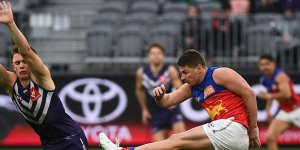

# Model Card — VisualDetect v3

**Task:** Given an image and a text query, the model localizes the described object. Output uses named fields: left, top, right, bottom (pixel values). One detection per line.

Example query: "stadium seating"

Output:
left=198, top=2, right=221, bottom=13
left=163, top=2, right=188, bottom=14
left=149, top=19, right=180, bottom=56
left=114, top=23, right=148, bottom=57
left=0, top=24, right=11, bottom=59
left=131, top=0, right=159, bottom=14
left=245, top=25, right=275, bottom=56
left=95, top=12, right=123, bottom=26
left=99, top=1, right=127, bottom=14
left=87, top=23, right=115, bottom=57
left=13, top=0, right=299, bottom=73
left=253, top=13, right=282, bottom=24
left=122, top=13, right=156, bottom=27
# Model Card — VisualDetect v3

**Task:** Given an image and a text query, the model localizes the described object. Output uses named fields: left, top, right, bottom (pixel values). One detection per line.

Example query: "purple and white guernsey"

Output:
left=11, top=78, right=85, bottom=144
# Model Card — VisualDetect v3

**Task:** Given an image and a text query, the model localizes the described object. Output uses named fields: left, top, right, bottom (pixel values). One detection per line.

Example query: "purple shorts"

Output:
left=150, top=108, right=183, bottom=133
left=42, top=132, right=88, bottom=150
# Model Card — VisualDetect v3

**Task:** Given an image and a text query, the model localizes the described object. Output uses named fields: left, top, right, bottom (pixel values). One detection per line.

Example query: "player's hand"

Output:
left=249, top=127, right=261, bottom=147
left=152, top=84, right=166, bottom=102
left=0, top=1, right=14, bottom=25
left=142, top=109, right=151, bottom=124
left=258, top=92, right=272, bottom=100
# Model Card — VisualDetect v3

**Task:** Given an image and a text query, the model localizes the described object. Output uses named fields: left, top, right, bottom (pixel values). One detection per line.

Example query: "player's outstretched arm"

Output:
left=213, top=67, right=261, bottom=147
left=153, top=83, right=191, bottom=108
left=0, top=1, right=54, bottom=90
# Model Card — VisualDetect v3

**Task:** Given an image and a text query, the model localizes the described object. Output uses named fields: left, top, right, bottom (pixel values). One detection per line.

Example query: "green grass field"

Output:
left=250, top=148, right=300, bottom=150
left=0, top=147, right=299, bottom=150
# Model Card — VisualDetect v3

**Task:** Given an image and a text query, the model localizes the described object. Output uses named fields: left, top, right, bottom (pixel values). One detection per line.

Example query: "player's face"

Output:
left=179, top=65, right=203, bottom=86
left=259, top=59, right=276, bottom=76
left=149, top=47, right=164, bottom=66
left=188, top=6, right=198, bottom=18
left=12, top=54, right=31, bottom=80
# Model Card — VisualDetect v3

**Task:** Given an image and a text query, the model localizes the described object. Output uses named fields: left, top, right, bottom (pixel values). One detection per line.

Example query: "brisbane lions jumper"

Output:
left=261, top=68, right=300, bottom=112
left=191, top=67, right=249, bottom=129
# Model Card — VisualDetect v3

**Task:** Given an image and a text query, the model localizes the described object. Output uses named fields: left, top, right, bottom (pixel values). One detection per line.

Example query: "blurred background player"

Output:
left=100, top=50, right=260, bottom=150
left=135, top=43, right=185, bottom=141
left=0, top=1, right=87, bottom=150
left=258, top=54, right=300, bottom=150
left=181, top=5, right=202, bottom=51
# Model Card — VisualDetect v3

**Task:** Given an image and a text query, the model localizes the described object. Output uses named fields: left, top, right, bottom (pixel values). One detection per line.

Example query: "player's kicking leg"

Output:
left=136, top=125, right=213, bottom=150
left=266, top=119, right=292, bottom=150
left=99, top=119, right=249, bottom=150
left=136, top=119, right=249, bottom=150
left=100, top=125, right=213, bottom=150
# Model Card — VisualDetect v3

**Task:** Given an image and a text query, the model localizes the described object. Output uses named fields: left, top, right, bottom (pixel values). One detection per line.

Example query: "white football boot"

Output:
left=99, top=133, right=122, bottom=150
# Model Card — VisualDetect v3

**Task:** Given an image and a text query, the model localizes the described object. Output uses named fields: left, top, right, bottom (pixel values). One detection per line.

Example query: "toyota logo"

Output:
left=59, top=78, right=127, bottom=124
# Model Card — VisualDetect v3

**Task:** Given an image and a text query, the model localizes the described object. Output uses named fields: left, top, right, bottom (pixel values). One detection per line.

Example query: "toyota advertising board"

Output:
left=59, top=78, right=128, bottom=124
left=0, top=74, right=300, bottom=146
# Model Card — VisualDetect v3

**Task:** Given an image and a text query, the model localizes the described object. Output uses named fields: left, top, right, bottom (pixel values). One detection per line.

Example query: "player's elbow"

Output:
left=17, top=45, right=31, bottom=56
left=243, top=89, right=256, bottom=100
left=249, top=89, right=256, bottom=97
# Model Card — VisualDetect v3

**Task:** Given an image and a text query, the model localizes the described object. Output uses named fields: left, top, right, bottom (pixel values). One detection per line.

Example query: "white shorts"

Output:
left=276, top=108, right=300, bottom=127
left=203, top=119, right=249, bottom=150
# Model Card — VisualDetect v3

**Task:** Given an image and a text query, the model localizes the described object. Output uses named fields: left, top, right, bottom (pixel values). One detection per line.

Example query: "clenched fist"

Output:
left=152, top=84, right=166, bottom=102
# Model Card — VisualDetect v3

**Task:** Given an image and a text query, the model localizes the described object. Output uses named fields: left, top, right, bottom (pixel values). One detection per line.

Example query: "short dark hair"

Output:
left=259, top=54, right=274, bottom=62
left=177, top=49, right=206, bottom=67
left=148, top=43, right=165, bottom=54
left=10, top=45, right=37, bottom=61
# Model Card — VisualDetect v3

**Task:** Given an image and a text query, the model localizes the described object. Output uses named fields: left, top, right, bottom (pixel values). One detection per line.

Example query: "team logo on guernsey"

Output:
left=12, top=81, right=53, bottom=125
left=204, top=85, right=215, bottom=99
left=30, top=88, right=41, bottom=102
left=271, top=84, right=277, bottom=91
left=59, top=78, right=127, bottom=124
left=158, top=75, right=167, bottom=84
left=204, top=100, right=228, bottom=119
